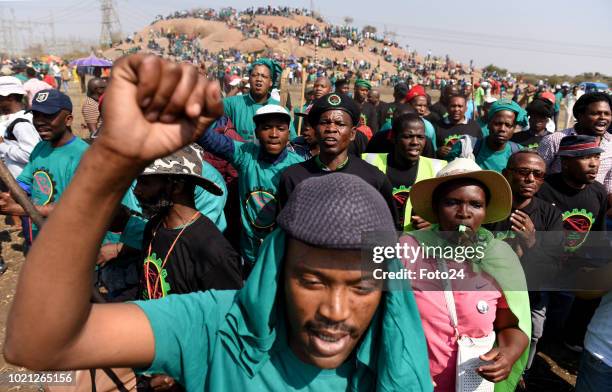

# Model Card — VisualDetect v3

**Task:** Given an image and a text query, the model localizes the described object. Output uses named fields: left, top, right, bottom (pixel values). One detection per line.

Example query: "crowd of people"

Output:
left=116, top=5, right=482, bottom=90
left=0, top=5, right=611, bottom=392
left=0, top=51, right=610, bottom=392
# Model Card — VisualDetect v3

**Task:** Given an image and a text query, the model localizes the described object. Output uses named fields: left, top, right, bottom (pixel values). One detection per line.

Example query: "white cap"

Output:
left=484, top=96, right=498, bottom=104
left=253, top=104, right=291, bottom=124
left=0, top=76, right=25, bottom=96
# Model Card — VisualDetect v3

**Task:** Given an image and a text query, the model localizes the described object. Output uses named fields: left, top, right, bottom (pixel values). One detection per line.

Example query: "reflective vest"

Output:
left=362, top=154, right=447, bottom=231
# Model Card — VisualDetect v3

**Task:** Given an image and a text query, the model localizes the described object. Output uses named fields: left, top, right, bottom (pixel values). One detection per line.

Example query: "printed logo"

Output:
left=32, top=168, right=55, bottom=205
left=143, top=253, right=171, bottom=299
left=245, top=189, right=278, bottom=230
left=359, top=113, right=368, bottom=127
left=443, top=134, right=462, bottom=147
left=327, top=94, right=341, bottom=106
left=35, top=92, right=49, bottom=103
left=561, top=208, right=594, bottom=252
left=393, top=185, right=411, bottom=227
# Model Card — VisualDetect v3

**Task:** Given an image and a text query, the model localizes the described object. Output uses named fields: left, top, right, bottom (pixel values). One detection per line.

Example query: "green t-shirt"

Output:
left=224, top=94, right=296, bottom=143
left=447, top=138, right=522, bottom=172
left=230, top=141, right=304, bottom=263
left=135, top=291, right=353, bottom=392
left=17, top=137, right=88, bottom=237
left=477, top=118, right=490, bottom=138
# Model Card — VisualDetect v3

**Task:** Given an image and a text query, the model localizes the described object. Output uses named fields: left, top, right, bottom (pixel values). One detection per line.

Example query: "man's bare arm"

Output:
left=4, top=54, right=223, bottom=370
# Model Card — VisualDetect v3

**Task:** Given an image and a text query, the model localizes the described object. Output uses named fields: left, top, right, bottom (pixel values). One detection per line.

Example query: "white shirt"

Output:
left=0, top=110, right=41, bottom=178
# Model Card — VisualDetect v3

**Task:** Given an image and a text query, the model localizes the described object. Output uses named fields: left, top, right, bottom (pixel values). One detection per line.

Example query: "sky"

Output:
left=1, top=0, right=611, bottom=76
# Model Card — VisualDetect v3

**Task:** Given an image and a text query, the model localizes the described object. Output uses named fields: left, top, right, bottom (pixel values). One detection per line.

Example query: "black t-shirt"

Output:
left=511, top=131, right=546, bottom=149
left=140, top=214, right=243, bottom=299
left=349, top=129, right=369, bottom=157
left=435, top=120, right=483, bottom=151
left=536, top=173, right=607, bottom=252
left=385, top=152, right=419, bottom=229
left=366, top=129, right=394, bottom=153
left=485, top=197, right=565, bottom=289
left=278, top=156, right=398, bottom=224
left=359, top=102, right=379, bottom=134
left=485, top=196, right=563, bottom=234
left=376, top=101, right=394, bottom=129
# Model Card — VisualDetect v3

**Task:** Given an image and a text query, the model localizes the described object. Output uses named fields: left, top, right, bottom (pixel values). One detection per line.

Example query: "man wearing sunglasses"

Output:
left=0, top=89, right=88, bottom=243
left=486, top=150, right=563, bottom=253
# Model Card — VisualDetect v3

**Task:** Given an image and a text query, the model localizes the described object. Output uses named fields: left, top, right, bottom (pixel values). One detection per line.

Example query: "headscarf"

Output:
left=487, top=98, right=528, bottom=127
left=218, top=229, right=434, bottom=391
left=248, top=58, right=282, bottom=87
left=405, top=85, right=426, bottom=102
left=355, top=78, right=372, bottom=90
left=409, top=226, right=531, bottom=392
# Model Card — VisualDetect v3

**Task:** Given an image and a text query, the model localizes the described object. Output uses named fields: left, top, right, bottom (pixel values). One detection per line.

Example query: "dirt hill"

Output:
left=103, top=13, right=479, bottom=81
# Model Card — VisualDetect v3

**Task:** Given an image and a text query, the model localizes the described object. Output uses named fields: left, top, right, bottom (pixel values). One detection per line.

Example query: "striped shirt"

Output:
left=538, top=128, right=612, bottom=193
left=81, top=96, right=100, bottom=127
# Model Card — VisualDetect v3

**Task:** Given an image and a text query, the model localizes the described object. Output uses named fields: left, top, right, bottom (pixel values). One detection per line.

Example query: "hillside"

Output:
left=102, top=12, right=475, bottom=79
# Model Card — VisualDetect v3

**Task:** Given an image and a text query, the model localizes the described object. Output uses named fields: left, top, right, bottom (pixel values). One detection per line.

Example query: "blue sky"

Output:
left=2, top=0, right=611, bottom=75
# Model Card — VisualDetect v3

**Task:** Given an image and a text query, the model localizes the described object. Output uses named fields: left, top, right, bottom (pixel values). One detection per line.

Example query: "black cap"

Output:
left=307, top=93, right=361, bottom=127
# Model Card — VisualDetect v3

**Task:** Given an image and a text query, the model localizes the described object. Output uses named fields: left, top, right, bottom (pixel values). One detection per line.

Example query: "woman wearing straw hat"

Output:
left=400, top=158, right=531, bottom=392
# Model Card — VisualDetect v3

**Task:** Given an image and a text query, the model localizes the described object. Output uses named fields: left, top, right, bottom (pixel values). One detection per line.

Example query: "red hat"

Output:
left=405, top=85, right=426, bottom=102
left=540, top=91, right=556, bottom=105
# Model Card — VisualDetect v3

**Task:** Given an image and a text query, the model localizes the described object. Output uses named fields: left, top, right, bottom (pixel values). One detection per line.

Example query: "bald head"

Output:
left=87, top=78, right=107, bottom=100
left=313, top=77, right=332, bottom=99
left=367, top=89, right=381, bottom=106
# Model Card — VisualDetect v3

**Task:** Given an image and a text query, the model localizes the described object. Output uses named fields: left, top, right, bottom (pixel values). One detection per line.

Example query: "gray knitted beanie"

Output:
left=277, top=173, right=396, bottom=249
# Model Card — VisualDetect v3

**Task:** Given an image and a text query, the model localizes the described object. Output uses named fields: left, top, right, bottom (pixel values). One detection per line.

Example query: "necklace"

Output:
left=144, top=211, right=200, bottom=299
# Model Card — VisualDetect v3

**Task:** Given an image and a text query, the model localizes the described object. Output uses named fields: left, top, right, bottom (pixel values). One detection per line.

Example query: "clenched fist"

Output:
left=95, top=54, right=224, bottom=166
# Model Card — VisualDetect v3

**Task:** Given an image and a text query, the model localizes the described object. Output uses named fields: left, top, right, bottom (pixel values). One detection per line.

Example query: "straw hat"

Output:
left=410, top=158, right=512, bottom=224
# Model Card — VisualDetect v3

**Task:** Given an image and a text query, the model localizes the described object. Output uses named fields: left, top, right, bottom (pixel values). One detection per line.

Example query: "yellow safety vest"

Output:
left=362, top=153, right=447, bottom=231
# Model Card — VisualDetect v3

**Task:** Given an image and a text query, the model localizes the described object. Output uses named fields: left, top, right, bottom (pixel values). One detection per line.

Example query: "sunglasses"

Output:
left=507, top=168, right=546, bottom=180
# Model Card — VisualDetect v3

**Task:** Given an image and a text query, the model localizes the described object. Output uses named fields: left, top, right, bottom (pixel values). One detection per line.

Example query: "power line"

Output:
left=100, top=0, right=122, bottom=46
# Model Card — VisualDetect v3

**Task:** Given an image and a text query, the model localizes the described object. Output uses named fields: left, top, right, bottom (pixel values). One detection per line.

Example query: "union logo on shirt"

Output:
left=561, top=208, right=594, bottom=252
left=443, top=134, right=462, bottom=147
left=245, top=188, right=278, bottom=230
left=32, top=168, right=56, bottom=205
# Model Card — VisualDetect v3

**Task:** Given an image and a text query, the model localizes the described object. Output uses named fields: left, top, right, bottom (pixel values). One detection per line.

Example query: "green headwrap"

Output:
left=355, top=78, right=372, bottom=90
left=249, top=58, right=282, bottom=87
left=409, top=226, right=531, bottom=392
left=487, top=98, right=528, bottom=128
left=218, top=229, right=434, bottom=391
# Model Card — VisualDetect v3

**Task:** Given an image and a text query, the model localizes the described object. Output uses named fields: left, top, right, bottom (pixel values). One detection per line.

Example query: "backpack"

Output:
left=4, top=118, right=31, bottom=141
